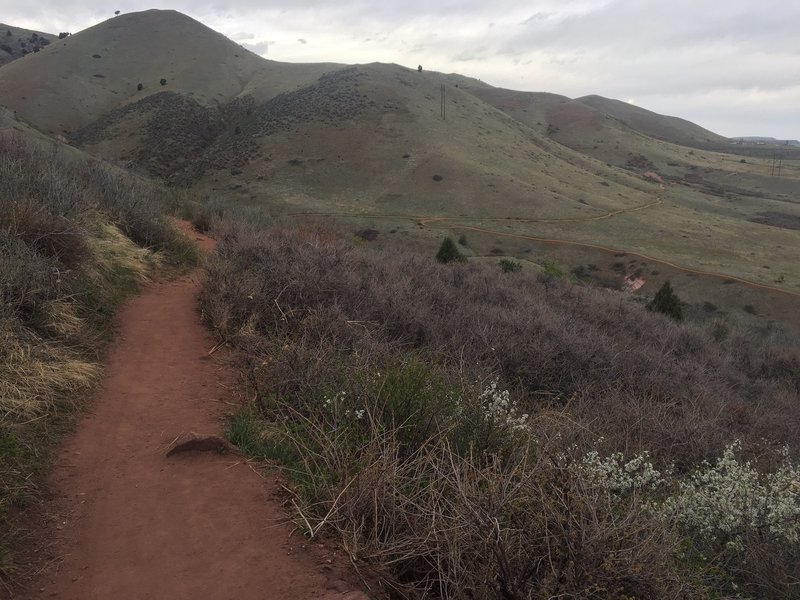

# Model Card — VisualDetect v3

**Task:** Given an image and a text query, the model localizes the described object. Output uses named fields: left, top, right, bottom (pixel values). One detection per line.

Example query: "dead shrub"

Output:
left=0, top=198, right=89, bottom=267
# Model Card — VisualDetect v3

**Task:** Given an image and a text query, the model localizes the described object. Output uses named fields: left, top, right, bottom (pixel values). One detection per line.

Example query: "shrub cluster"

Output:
left=202, top=224, right=800, bottom=598
left=204, top=225, right=799, bottom=464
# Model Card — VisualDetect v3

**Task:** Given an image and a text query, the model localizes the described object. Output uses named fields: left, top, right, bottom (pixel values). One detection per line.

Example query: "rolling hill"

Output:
left=0, top=10, right=339, bottom=135
left=1, top=9, right=799, bottom=335
left=578, top=94, right=728, bottom=148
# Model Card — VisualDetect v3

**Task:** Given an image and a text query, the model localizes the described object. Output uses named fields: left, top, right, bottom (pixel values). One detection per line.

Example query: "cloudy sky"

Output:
left=6, top=0, right=799, bottom=139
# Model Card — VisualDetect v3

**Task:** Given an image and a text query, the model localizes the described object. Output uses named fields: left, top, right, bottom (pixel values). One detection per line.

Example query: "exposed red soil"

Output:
left=12, top=226, right=366, bottom=600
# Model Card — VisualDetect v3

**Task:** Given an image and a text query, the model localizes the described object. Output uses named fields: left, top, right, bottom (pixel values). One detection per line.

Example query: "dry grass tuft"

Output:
left=0, top=332, right=101, bottom=419
left=85, top=223, right=159, bottom=286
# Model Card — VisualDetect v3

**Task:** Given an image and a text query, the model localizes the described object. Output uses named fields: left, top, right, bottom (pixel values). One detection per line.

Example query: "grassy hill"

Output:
left=2, top=9, right=799, bottom=337
left=0, top=10, right=339, bottom=135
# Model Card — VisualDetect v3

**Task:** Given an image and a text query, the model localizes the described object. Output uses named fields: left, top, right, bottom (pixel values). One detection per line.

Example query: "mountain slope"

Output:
left=577, top=94, right=729, bottom=148
left=462, top=85, right=728, bottom=171
left=0, top=24, right=57, bottom=66
left=0, top=10, right=338, bottom=134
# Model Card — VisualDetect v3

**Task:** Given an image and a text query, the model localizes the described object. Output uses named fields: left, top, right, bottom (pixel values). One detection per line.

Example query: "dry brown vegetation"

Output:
left=0, top=132, right=197, bottom=578
left=202, top=224, right=799, bottom=599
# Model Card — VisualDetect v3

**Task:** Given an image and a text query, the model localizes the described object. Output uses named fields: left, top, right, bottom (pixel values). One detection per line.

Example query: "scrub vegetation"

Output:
left=202, top=223, right=800, bottom=599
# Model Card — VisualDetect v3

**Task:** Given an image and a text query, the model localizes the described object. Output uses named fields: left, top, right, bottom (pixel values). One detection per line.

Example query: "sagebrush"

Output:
left=202, top=224, right=800, bottom=598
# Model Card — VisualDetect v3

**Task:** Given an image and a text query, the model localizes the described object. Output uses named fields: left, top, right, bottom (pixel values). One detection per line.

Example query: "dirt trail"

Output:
left=15, top=226, right=363, bottom=600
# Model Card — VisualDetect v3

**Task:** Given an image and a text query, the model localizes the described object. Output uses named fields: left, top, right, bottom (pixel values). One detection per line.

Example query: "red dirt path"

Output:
left=14, top=226, right=364, bottom=600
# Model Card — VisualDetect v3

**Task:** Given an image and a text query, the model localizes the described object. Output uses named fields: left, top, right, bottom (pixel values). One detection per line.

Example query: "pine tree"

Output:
left=436, top=237, right=466, bottom=264
left=647, top=280, right=683, bottom=321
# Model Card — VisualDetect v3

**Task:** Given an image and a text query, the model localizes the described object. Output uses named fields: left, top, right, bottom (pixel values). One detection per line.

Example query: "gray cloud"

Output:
left=2, top=0, right=797, bottom=138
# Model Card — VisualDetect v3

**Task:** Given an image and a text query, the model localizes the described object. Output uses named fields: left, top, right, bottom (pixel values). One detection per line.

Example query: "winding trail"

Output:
left=15, top=226, right=363, bottom=600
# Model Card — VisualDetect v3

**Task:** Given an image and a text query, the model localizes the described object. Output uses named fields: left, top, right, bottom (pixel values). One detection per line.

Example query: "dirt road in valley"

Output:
left=14, top=226, right=364, bottom=600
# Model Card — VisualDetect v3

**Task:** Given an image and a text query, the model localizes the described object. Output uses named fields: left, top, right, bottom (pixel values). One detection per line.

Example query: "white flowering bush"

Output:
left=449, top=379, right=532, bottom=455
left=664, top=441, right=800, bottom=548
left=580, top=448, right=666, bottom=495
left=478, top=380, right=530, bottom=433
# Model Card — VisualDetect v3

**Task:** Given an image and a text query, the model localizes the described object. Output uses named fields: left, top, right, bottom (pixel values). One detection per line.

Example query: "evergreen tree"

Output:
left=648, top=280, right=683, bottom=321
left=436, top=237, right=466, bottom=264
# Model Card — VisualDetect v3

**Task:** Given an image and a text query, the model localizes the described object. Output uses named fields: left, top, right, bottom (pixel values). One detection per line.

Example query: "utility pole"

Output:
left=771, top=154, right=784, bottom=177
left=441, top=84, right=446, bottom=121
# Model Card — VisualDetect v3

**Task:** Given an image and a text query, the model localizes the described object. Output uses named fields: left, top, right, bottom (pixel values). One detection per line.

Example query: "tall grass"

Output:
left=0, top=132, right=197, bottom=579
left=202, top=223, right=800, bottom=598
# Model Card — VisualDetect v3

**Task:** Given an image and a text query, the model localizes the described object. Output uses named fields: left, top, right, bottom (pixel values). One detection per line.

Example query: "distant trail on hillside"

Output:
left=287, top=196, right=662, bottom=227
left=431, top=223, right=800, bottom=299
left=417, top=197, right=663, bottom=226
left=287, top=206, right=800, bottom=300
left=14, top=224, right=362, bottom=600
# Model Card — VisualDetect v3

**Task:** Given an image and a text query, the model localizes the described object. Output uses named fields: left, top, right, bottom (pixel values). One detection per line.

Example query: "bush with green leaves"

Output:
left=648, top=280, right=683, bottom=321
left=499, top=258, right=522, bottom=273
left=435, top=236, right=466, bottom=263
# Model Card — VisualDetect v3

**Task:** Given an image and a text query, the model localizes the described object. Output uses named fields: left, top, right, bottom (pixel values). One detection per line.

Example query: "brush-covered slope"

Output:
left=0, top=24, right=57, bottom=66
left=0, top=10, right=339, bottom=134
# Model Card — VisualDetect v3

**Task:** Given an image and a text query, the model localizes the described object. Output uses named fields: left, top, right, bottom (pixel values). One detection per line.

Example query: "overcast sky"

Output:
left=5, top=0, right=799, bottom=139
